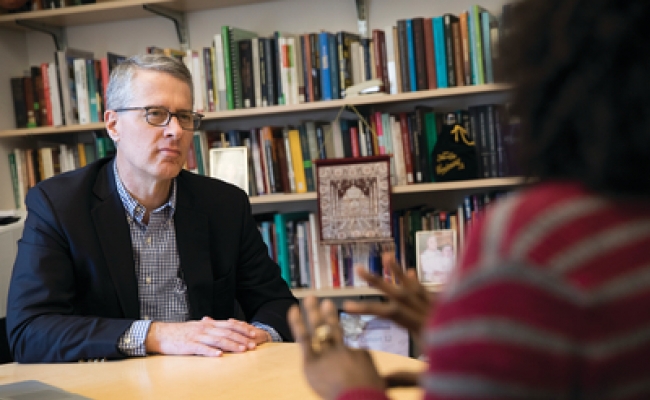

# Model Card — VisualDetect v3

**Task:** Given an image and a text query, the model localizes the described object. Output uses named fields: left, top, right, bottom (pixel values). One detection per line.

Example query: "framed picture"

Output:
left=209, top=146, right=249, bottom=194
left=415, top=229, right=457, bottom=285
left=315, top=156, right=392, bottom=244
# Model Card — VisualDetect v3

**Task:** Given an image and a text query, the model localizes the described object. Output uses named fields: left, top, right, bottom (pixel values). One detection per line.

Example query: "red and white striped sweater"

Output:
left=339, top=181, right=650, bottom=400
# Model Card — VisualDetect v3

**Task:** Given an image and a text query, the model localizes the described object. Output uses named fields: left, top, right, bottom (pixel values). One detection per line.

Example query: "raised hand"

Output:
left=343, top=251, right=434, bottom=340
left=288, top=296, right=385, bottom=400
left=144, top=317, right=271, bottom=357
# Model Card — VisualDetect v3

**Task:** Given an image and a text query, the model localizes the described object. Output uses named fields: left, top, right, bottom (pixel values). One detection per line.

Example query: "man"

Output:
left=7, top=54, right=297, bottom=363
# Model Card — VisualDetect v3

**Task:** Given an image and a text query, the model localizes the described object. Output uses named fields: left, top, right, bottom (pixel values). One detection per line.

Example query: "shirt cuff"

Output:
left=118, top=320, right=152, bottom=356
left=337, top=388, right=390, bottom=400
left=252, top=322, right=283, bottom=342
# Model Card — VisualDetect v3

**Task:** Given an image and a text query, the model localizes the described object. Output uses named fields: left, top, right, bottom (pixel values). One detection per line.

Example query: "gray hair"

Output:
left=105, top=54, right=193, bottom=110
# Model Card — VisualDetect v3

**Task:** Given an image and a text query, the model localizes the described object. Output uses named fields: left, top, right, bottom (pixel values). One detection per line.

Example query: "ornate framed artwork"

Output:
left=315, top=156, right=392, bottom=244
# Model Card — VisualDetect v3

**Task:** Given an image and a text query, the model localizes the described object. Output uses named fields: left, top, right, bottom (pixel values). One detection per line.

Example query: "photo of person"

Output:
left=209, top=147, right=249, bottom=194
left=415, top=230, right=457, bottom=284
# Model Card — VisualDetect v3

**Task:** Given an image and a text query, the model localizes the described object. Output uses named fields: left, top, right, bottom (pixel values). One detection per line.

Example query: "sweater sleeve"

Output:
left=337, top=387, right=391, bottom=400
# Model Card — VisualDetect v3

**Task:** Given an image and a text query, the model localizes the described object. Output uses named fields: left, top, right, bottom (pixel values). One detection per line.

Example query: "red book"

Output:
left=372, top=29, right=390, bottom=94
left=350, top=126, right=360, bottom=157
left=423, top=17, right=438, bottom=90
left=374, top=112, right=386, bottom=155
left=100, top=57, right=110, bottom=110
left=330, top=245, right=340, bottom=288
left=398, top=112, right=414, bottom=184
left=40, top=63, right=53, bottom=126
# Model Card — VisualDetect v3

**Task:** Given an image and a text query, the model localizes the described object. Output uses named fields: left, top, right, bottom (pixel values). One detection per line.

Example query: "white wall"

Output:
left=0, top=0, right=508, bottom=210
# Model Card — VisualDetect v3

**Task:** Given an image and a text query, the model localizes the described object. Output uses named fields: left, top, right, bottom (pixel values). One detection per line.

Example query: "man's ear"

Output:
left=104, top=110, right=120, bottom=143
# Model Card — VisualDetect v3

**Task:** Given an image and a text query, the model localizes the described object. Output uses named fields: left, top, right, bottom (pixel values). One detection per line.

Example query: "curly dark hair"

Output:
left=499, top=0, right=650, bottom=196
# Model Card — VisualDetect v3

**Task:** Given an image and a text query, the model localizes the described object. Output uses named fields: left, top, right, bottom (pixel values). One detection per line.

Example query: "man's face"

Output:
left=105, top=69, right=193, bottom=184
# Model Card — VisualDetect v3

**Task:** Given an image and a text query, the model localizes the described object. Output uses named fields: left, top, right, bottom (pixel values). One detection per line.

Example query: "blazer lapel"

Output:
left=91, top=161, right=140, bottom=319
left=175, top=174, right=214, bottom=319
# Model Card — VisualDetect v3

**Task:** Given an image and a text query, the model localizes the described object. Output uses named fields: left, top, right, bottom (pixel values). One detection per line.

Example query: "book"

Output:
left=73, top=58, right=91, bottom=125
left=274, top=212, right=310, bottom=287
left=10, top=77, right=27, bottom=128
left=55, top=48, right=94, bottom=126
left=432, top=16, right=448, bottom=89
left=336, top=31, right=360, bottom=98
left=443, top=14, right=459, bottom=87
left=222, top=26, right=258, bottom=110
left=288, top=129, right=307, bottom=193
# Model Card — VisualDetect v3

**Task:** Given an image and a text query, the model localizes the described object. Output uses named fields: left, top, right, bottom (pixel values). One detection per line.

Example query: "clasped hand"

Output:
left=145, top=317, right=271, bottom=357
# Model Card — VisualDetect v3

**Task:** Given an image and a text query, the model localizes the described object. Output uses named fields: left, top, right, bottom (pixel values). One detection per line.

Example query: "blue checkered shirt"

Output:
left=114, top=163, right=281, bottom=356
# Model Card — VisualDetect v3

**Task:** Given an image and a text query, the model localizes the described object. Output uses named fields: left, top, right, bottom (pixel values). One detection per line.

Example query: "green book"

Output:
left=424, top=111, right=438, bottom=182
left=274, top=211, right=310, bottom=287
left=221, top=26, right=258, bottom=110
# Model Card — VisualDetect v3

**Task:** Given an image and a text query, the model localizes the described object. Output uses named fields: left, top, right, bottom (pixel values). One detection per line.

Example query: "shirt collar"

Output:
left=113, top=160, right=177, bottom=224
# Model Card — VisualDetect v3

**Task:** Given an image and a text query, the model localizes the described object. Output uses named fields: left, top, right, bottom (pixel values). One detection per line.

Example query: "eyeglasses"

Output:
left=113, top=106, right=204, bottom=131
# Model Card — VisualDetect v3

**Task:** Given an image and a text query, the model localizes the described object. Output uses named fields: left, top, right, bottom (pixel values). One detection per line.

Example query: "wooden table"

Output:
left=0, top=343, right=425, bottom=399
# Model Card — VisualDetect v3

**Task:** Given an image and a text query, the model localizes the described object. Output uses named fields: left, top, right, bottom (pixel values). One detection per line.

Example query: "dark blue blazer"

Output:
left=7, top=157, right=297, bottom=363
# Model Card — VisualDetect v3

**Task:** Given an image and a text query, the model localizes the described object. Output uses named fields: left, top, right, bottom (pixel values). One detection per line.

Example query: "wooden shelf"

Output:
left=248, top=177, right=523, bottom=206
left=0, top=0, right=279, bottom=29
left=392, top=177, right=523, bottom=194
left=0, top=84, right=510, bottom=138
left=292, top=284, right=442, bottom=299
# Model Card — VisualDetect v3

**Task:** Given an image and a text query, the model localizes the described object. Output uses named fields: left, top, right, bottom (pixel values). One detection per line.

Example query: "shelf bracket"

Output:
left=142, top=4, right=189, bottom=50
left=16, top=20, right=67, bottom=51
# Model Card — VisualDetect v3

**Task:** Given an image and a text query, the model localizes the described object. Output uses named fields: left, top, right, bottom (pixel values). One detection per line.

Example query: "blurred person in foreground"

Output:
left=288, top=0, right=650, bottom=398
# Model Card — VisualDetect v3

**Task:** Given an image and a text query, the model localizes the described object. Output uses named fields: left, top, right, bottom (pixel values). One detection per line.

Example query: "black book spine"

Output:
left=486, top=104, right=499, bottom=178
left=10, top=77, right=28, bottom=129
left=258, top=38, right=269, bottom=107
left=263, top=38, right=277, bottom=106
left=444, top=14, right=458, bottom=87
left=397, top=20, right=411, bottom=93
left=300, top=35, right=311, bottom=103
left=309, top=33, right=321, bottom=102
left=238, top=39, right=255, bottom=108
left=411, top=18, right=428, bottom=91
left=274, top=33, right=284, bottom=105
left=315, top=124, right=327, bottom=159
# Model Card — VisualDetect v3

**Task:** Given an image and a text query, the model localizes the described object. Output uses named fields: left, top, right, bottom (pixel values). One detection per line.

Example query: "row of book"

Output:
left=9, top=49, right=125, bottom=129
left=146, top=3, right=502, bottom=115
left=188, top=102, right=520, bottom=198
left=7, top=131, right=115, bottom=209
left=6, top=0, right=95, bottom=13
left=255, top=191, right=506, bottom=290
left=8, top=3, right=502, bottom=129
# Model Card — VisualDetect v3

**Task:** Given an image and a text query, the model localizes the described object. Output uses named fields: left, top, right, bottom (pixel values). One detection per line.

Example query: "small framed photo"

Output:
left=209, top=146, right=249, bottom=194
left=415, top=229, right=457, bottom=285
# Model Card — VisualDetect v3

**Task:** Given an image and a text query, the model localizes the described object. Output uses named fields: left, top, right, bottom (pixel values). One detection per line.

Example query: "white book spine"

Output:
left=278, top=36, right=291, bottom=105
left=192, top=51, right=205, bottom=113
left=251, top=37, right=262, bottom=108
left=73, top=58, right=90, bottom=125
left=213, top=34, right=228, bottom=111
left=47, top=63, right=63, bottom=126
left=331, top=119, right=344, bottom=158
left=13, top=149, right=26, bottom=209
left=390, top=115, right=408, bottom=186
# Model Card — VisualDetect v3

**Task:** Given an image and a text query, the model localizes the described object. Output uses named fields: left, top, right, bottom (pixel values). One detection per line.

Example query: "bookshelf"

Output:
left=0, top=0, right=513, bottom=297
